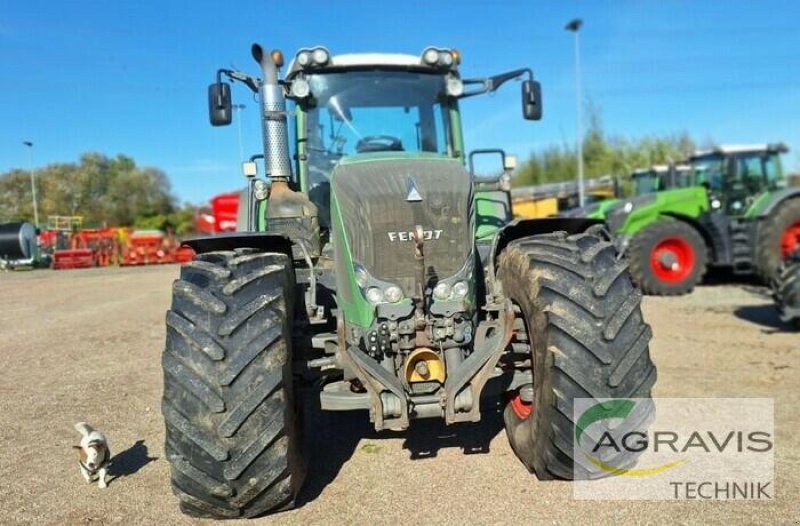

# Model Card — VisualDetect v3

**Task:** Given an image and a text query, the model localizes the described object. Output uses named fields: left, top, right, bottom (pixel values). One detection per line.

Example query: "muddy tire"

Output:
left=161, top=249, right=305, bottom=519
left=627, top=220, right=707, bottom=296
left=498, top=232, right=657, bottom=479
left=757, top=198, right=800, bottom=283
left=773, top=249, right=800, bottom=329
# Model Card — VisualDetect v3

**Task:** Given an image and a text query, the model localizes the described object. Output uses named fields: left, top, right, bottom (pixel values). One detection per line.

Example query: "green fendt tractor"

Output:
left=604, top=144, right=800, bottom=295
left=630, top=163, right=692, bottom=196
left=572, top=163, right=692, bottom=220
left=161, top=43, right=656, bottom=519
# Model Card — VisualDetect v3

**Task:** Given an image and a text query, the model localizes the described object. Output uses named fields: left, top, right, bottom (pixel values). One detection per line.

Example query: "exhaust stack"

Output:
left=252, top=44, right=292, bottom=181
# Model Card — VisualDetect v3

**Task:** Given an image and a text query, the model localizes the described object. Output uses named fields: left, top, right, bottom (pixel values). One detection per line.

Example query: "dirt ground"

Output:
left=1, top=265, right=798, bottom=525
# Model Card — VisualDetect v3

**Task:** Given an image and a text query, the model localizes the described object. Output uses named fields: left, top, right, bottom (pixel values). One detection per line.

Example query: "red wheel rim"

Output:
left=510, top=391, right=532, bottom=419
left=781, top=220, right=800, bottom=257
left=649, top=237, right=695, bottom=283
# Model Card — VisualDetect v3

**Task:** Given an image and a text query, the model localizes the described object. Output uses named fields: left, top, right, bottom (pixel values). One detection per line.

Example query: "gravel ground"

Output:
left=1, top=266, right=798, bottom=525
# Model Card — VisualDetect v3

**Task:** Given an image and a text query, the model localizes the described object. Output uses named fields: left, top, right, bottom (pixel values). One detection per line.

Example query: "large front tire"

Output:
left=498, top=232, right=657, bottom=479
left=162, top=249, right=306, bottom=519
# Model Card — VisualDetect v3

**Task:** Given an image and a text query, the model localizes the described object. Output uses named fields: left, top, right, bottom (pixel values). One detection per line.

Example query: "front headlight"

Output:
left=384, top=285, right=404, bottom=303
left=452, top=281, right=469, bottom=300
left=365, top=287, right=383, bottom=304
left=433, top=282, right=452, bottom=301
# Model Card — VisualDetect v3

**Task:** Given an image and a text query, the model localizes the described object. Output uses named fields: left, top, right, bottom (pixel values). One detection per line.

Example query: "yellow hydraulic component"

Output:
left=404, top=348, right=446, bottom=383
left=512, top=196, right=558, bottom=219
left=588, top=188, right=615, bottom=199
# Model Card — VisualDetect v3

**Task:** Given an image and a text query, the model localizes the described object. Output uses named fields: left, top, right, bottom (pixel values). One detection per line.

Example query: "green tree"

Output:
left=513, top=105, right=698, bottom=195
left=0, top=152, right=177, bottom=226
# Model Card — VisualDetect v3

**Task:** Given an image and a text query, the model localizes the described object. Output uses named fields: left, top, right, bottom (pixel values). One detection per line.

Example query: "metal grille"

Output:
left=333, top=158, right=473, bottom=293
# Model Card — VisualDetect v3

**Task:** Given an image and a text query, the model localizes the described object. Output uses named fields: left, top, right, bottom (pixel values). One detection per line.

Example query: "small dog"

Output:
left=73, top=422, right=110, bottom=488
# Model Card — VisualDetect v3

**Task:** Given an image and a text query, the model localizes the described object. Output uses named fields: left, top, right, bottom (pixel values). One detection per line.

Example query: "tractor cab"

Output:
left=689, top=144, right=788, bottom=216
left=631, top=164, right=692, bottom=197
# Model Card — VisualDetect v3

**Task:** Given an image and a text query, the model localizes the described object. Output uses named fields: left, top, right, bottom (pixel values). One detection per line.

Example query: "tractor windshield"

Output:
left=690, top=155, right=725, bottom=191
left=632, top=171, right=660, bottom=196
left=302, top=70, right=455, bottom=185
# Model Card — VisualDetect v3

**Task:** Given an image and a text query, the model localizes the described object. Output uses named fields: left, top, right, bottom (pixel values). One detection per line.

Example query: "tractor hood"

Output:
left=331, top=154, right=474, bottom=294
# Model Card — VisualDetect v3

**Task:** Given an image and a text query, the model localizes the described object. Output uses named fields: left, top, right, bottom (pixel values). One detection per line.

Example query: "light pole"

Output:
left=233, top=104, right=246, bottom=162
left=565, top=18, right=585, bottom=207
left=22, top=140, right=39, bottom=227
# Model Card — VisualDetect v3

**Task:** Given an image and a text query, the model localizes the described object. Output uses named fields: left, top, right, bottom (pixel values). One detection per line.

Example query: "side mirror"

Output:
left=522, top=80, right=542, bottom=121
left=242, top=161, right=258, bottom=178
left=208, top=82, right=232, bottom=126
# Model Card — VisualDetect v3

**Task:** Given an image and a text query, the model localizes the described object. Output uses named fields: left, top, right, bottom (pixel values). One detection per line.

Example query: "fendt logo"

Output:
left=387, top=230, right=443, bottom=242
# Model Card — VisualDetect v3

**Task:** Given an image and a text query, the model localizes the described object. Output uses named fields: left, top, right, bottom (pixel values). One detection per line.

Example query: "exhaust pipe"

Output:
left=252, top=44, right=292, bottom=181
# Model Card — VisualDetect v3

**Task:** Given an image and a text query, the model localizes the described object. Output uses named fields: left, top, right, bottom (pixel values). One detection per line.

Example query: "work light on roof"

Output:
left=296, top=51, right=311, bottom=67
left=421, top=47, right=458, bottom=68
left=312, top=48, right=330, bottom=65
left=296, top=47, right=331, bottom=69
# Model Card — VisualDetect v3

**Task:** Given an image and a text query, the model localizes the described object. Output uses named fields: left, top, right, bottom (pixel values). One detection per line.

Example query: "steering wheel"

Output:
left=355, top=135, right=404, bottom=153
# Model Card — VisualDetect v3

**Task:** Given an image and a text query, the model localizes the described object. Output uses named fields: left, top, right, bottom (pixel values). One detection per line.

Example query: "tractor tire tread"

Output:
left=498, top=231, right=656, bottom=480
left=162, top=249, right=305, bottom=519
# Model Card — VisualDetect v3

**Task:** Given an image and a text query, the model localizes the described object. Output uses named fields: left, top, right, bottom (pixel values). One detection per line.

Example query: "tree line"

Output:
left=0, top=152, right=195, bottom=233
left=513, top=107, right=703, bottom=189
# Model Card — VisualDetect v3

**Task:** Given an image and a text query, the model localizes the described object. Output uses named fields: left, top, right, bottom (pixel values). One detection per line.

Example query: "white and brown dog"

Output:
left=73, top=422, right=110, bottom=488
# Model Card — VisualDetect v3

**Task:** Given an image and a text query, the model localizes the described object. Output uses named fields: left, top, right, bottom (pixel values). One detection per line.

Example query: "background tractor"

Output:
left=571, top=163, right=692, bottom=221
left=160, top=43, right=656, bottom=519
left=602, top=144, right=800, bottom=295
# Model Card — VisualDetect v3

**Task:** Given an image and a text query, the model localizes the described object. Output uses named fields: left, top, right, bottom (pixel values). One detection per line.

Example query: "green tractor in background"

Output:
left=160, top=43, right=656, bottom=519
left=565, top=163, right=691, bottom=220
left=606, top=144, right=800, bottom=295
left=630, top=163, right=692, bottom=196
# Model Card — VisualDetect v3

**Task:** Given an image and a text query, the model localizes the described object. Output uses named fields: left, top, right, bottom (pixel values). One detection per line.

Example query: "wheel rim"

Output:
left=649, top=237, right=695, bottom=283
left=510, top=390, right=533, bottom=419
left=781, top=220, right=800, bottom=257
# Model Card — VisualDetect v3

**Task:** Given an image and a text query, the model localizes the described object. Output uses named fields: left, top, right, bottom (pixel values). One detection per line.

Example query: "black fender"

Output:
left=487, top=217, right=602, bottom=292
left=755, top=187, right=800, bottom=218
left=182, top=231, right=292, bottom=256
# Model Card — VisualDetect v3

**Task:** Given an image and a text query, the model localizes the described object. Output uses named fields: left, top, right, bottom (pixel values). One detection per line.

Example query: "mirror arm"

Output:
left=217, top=68, right=261, bottom=93
left=459, top=68, right=534, bottom=98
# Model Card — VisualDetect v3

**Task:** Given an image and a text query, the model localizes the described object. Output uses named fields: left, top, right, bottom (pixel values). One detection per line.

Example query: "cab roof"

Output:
left=286, top=51, right=457, bottom=79
left=692, top=143, right=789, bottom=157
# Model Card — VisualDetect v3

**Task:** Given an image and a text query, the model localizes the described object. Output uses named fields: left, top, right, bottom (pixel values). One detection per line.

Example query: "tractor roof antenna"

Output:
left=252, top=43, right=292, bottom=182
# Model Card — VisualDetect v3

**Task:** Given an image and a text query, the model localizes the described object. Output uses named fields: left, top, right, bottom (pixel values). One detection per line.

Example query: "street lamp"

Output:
left=22, top=140, right=39, bottom=227
left=565, top=17, right=585, bottom=207
left=233, top=104, right=246, bottom=162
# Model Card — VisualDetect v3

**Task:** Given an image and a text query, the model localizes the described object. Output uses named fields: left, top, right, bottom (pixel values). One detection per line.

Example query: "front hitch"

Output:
left=412, top=224, right=426, bottom=329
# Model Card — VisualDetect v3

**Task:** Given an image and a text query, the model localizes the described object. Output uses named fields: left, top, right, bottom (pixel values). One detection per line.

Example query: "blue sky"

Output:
left=2, top=0, right=799, bottom=204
